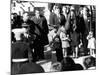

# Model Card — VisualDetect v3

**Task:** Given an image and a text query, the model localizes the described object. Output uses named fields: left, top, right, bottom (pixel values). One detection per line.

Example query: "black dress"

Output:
left=70, top=31, right=80, bottom=47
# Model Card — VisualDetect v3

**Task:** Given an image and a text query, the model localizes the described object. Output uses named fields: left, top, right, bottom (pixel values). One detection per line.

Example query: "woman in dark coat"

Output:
left=70, top=15, right=81, bottom=58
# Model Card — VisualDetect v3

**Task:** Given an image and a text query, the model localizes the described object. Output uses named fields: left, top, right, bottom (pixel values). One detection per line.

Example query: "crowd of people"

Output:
left=11, top=3, right=96, bottom=75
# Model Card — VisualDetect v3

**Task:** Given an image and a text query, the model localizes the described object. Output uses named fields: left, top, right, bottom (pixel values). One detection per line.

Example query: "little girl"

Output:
left=60, top=26, right=70, bottom=58
left=87, top=31, right=96, bottom=56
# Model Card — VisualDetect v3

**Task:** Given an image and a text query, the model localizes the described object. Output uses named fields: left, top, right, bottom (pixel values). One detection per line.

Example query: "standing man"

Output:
left=49, top=5, right=66, bottom=28
left=31, top=10, right=49, bottom=60
left=78, top=7, right=90, bottom=54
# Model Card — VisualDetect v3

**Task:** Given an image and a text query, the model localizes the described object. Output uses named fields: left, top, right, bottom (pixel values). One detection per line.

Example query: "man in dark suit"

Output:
left=49, top=5, right=66, bottom=28
left=76, top=7, right=90, bottom=55
left=31, top=10, right=49, bottom=60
